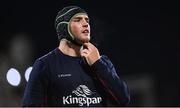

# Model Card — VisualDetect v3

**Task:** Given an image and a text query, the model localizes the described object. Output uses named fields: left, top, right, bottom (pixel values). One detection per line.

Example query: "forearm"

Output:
left=90, top=55, right=130, bottom=105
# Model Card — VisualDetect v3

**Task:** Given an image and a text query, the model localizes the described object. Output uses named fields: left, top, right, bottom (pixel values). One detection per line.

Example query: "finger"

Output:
left=83, top=43, right=93, bottom=51
left=83, top=43, right=89, bottom=47
left=83, top=43, right=91, bottom=49
left=80, top=48, right=89, bottom=53
left=81, top=49, right=89, bottom=53
left=85, top=42, right=96, bottom=49
left=80, top=52, right=88, bottom=57
left=80, top=50, right=89, bottom=55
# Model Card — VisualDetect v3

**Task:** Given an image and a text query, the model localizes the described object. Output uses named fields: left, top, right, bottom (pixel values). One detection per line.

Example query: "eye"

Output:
left=85, top=18, right=89, bottom=23
left=86, top=19, right=89, bottom=23
left=73, top=18, right=81, bottom=22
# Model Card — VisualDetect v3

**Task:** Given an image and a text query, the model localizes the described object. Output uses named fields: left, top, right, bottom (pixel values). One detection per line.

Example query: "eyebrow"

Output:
left=73, top=16, right=89, bottom=20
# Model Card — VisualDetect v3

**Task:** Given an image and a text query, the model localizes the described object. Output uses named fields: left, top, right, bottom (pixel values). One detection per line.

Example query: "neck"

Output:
left=58, top=39, right=82, bottom=57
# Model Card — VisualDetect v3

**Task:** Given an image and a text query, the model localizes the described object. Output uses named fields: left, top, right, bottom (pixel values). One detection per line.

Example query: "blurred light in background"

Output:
left=25, top=66, right=32, bottom=82
left=9, top=34, right=34, bottom=68
left=6, top=68, right=21, bottom=86
left=0, top=33, right=35, bottom=106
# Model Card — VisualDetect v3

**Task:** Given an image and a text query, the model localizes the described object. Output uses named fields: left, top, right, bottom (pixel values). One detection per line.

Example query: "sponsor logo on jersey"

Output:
left=63, top=85, right=102, bottom=106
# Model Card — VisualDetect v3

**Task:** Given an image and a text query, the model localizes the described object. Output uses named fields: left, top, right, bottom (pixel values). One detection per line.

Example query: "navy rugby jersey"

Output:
left=22, top=48, right=130, bottom=107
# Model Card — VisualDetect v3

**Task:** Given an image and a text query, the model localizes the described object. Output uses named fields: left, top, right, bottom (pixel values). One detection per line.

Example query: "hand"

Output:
left=80, top=42, right=101, bottom=66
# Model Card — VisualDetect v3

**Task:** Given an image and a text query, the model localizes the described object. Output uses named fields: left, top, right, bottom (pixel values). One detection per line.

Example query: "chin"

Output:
left=81, top=40, right=90, bottom=44
left=81, top=37, right=90, bottom=43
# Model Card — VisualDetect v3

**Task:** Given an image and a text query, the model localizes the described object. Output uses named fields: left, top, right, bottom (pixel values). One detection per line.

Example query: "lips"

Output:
left=82, top=29, right=89, bottom=33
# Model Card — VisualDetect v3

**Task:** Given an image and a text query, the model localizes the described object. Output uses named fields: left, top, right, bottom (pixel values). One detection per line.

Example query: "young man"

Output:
left=22, top=6, right=130, bottom=107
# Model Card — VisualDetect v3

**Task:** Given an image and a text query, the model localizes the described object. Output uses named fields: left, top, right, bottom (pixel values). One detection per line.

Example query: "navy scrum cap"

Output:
left=55, top=6, right=88, bottom=45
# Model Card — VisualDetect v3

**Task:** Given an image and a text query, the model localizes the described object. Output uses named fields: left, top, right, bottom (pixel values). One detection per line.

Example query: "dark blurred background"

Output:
left=0, top=0, right=179, bottom=106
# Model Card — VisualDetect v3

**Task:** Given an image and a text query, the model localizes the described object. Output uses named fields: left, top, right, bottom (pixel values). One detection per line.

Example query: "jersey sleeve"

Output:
left=90, top=55, right=130, bottom=106
left=22, top=59, right=49, bottom=107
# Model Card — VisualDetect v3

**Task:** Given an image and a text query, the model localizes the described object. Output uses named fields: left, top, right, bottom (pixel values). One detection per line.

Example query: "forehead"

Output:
left=72, top=13, right=89, bottom=19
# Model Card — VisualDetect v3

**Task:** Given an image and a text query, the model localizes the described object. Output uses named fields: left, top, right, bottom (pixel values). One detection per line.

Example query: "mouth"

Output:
left=82, top=29, right=89, bottom=34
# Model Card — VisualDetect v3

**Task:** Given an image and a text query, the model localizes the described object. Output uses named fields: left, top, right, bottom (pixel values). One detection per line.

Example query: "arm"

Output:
left=22, top=59, right=49, bottom=107
left=90, top=55, right=130, bottom=106
left=80, top=42, right=130, bottom=106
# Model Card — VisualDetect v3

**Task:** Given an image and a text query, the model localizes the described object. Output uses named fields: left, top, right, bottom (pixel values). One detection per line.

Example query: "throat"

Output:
left=59, top=39, right=81, bottom=57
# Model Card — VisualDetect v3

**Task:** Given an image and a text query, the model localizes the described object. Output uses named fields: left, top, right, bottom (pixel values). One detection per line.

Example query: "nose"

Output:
left=82, top=19, right=88, bottom=28
left=83, top=24, right=88, bottom=28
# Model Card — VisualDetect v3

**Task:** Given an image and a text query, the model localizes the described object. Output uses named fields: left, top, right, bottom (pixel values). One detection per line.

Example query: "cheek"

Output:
left=88, top=26, right=90, bottom=33
left=70, top=24, right=81, bottom=36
